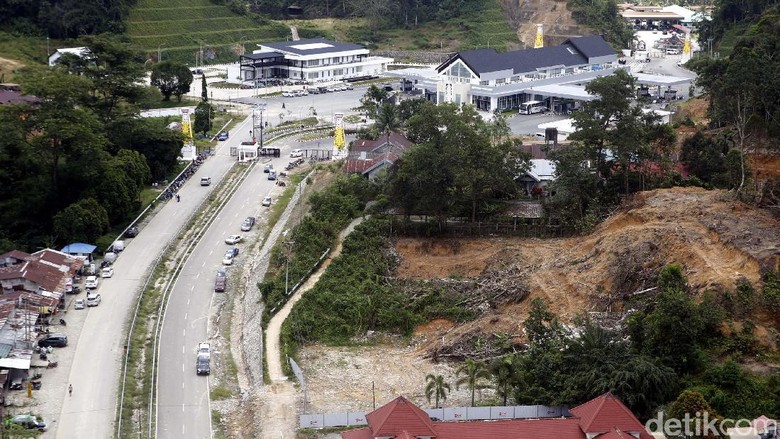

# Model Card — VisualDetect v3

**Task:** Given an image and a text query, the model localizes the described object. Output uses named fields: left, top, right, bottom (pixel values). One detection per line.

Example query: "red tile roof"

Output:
left=365, top=396, right=436, bottom=437
left=571, top=393, right=652, bottom=439
left=341, top=427, right=373, bottom=439
left=341, top=392, right=651, bottom=439
left=344, top=132, right=413, bottom=177
left=434, top=417, right=586, bottom=439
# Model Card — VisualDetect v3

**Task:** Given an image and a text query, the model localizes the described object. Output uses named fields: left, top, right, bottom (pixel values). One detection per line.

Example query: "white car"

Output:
left=85, top=276, right=99, bottom=289
left=222, top=253, right=234, bottom=265
left=225, top=234, right=242, bottom=244
left=101, top=267, right=114, bottom=278
left=86, top=292, right=101, bottom=307
left=198, top=342, right=211, bottom=357
left=262, top=196, right=272, bottom=207
left=290, top=149, right=303, bottom=158
left=74, top=299, right=85, bottom=310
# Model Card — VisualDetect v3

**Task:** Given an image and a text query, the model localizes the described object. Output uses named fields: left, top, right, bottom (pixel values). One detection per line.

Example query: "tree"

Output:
left=52, top=198, right=110, bottom=243
left=455, top=359, right=491, bottom=406
left=151, top=61, right=193, bottom=101
left=668, top=390, right=720, bottom=439
left=680, top=131, right=726, bottom=184
left=357, top=85, right=389, bottom=120
left=200, top=73, right=208, bottom=102
left=424, top=374, right=450, bottom=408
left=374, top=103, right=401, bottom=145
left=491, top=356, right=517, bottom=406
left=194, top=102, right=214, bottom=137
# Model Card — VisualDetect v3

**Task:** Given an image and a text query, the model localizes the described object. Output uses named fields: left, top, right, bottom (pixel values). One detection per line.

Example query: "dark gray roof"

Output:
left=438, top=36, right=616, bottom=77
left=261, top=38, right=365, bottom=56
left=243, top=52, right=284, bottom=60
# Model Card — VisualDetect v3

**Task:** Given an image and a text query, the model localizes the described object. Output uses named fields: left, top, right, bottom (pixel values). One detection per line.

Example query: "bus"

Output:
left=519, top=100, right=547, bottom=115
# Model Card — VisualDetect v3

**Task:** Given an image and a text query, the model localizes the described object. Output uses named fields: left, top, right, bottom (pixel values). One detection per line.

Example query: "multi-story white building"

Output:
left=238, top=38, right=393, bottom=84
left=391, top=36, right=621, bottom=113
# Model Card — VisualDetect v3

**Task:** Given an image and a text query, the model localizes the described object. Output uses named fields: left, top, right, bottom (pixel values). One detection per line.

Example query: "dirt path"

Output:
left=290, top=25, right=300, bottom=41
left=259, top=216, right=365, bottom=437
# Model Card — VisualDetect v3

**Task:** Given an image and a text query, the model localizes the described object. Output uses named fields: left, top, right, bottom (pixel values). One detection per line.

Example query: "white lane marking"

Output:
left=202, top=261, right=206, bottom=267
left=183, top=328, right=186, bottom=337
left=184, top=312, right=188, bottom=321
left=182, top=346, right=185, bottom=354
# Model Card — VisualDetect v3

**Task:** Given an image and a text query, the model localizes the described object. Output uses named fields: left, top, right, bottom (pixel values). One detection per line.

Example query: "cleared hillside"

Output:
left=392, top=187, right=780, bottom=357
left=127, top=0, right=289, bottom=64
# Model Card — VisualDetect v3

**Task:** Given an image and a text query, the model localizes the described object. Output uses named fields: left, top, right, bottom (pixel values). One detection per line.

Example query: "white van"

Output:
left=666, top=48, right=680, bottom=55
left=112, top=240, right=125, bottom=252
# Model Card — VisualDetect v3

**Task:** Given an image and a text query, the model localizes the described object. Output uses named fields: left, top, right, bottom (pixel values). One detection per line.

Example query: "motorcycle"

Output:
left=276, top=181, right=286, bottom=187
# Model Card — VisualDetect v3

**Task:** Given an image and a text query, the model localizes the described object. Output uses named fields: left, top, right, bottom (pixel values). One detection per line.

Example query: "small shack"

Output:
left=60, top=243, right=96, bottom=261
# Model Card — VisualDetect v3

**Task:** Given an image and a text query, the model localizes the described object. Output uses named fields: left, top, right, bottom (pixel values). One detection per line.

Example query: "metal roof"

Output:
left=61, top=243, right=96, bottom=254
left=529, top=84, right=596, bottom=101
left=261, top=38, right=365, bottom=56
left=439, top=36, right=616, bottom=77
left=633, top=72, right=691, bottom=86
left=243, top=52, right=284, bottom=60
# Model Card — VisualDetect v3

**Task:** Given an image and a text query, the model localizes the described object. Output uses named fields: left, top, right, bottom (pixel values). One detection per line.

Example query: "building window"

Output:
left=479, top=80, right=489, bottom=86
left=447, top=62, right=473, bottom=80
left=308, top=72, right=319, bottom=79
left=496, top=78, right=506, bottom=85
left=511, top=76, right=520, bottom=83
left=437, top=92, right=444, bottom=104
left=333, top=68, right=343, bottom=76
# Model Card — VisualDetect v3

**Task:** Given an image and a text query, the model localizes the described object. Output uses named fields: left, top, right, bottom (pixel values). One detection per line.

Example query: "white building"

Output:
left=236, top=38, right=393, bottom=84
left=48, top=47, right=89, bottom=66
left=388, top=36, right=620, bottom=113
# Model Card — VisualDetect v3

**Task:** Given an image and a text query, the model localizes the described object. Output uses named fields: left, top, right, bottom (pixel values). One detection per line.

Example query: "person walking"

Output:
left=176, top=194, right=180, bottom=202
left=68, top=384, right=73, bottom=397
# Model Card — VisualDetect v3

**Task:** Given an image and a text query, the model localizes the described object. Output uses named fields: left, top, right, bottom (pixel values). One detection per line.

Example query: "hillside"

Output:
left=126, top=0, right=289, bottom=63
left=392, top=187, right=780, bottom=357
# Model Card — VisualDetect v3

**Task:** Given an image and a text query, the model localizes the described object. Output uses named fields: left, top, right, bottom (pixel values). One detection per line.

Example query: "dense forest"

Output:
left=0, top=0, right=136, bottom=38
left=0, top=36, right=183, bottom=253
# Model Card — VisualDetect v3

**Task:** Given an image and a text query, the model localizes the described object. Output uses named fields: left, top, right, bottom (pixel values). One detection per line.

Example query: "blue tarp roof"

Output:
left=61, top=243, right=96, bottom=254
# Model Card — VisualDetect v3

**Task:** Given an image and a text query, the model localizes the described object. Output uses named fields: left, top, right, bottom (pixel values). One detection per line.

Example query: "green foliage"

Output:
left=386, top=102, right=528, bottom=223
left=455, top=358, right=491, bottom=406
left=194, top=101, right=214, bottom=136
left=566, top=0, right=633, bottom=47
left=547, top=71, right=677, bottom=228
left=668, top=389, right=719, bottom=436
left=151, top=61, right=193, bottom=101
left=694, top=360, right=780, bottom=419
left=680, top=131, right=728, bottom=185
left=424, top=374, right=451, bottom=408
left=0, top=0, right=135, bottom=39
left=52, top=198, right=110, bottom=243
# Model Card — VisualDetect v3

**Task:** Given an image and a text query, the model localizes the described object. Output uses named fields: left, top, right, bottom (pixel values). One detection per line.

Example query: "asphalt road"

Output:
left=156, top=133, right=308, bottom=438
left=52, top=115, right=254, bottom=439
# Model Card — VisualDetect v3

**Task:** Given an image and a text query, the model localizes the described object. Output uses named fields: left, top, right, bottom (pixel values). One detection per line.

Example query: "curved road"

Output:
left=156, top=140, right=298, bottom=438
left=53, top=115, right=254, bottom=439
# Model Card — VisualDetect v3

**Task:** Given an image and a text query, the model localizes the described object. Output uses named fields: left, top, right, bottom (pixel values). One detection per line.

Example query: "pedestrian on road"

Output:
left=176, top=194, right=180, bottom=202
left=68, top=384, right=72, bottom=397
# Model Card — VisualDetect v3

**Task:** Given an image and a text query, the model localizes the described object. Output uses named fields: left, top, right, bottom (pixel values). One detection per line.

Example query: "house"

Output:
left=48, top=46, right=90, bottom=66
left=0, top=249, right=82, bottom=307
left=0, top=83, right=39, bottom=106
left=517, top=159, right=557, bottom=196
left=60, top=242, right=97, bottom=261
left=236, top=38, right=393, bottom=84
left=343, top=132, right=413, bottom=180
left=342, top=392, right=654, bottom=439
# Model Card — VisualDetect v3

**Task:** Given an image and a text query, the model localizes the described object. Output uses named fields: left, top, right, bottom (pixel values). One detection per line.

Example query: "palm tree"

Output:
left=424, top=374, right=451, bottom=408
left=374, top=103, right=401, bottom=148
left=455, top=359, right=491, bottom=406
left=491, top=355, right=516, bottom=406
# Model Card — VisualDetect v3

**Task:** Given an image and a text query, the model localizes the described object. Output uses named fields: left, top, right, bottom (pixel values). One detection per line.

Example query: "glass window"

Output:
left=479, top=80, right=489, bottom=86
left=496, top=78, right=506, bottom=85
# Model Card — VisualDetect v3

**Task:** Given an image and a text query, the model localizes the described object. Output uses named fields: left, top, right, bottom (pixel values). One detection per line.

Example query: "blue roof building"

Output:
left=60, top=243, right=97, bottom=258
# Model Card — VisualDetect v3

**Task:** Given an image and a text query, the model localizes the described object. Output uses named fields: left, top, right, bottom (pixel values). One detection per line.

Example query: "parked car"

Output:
left=290, top=149, right=303, bottom=158
left=196, top=353, right=210, bottom=375
left=241, top=216, right=256, bottom=231
left=198, top=342, right=211, bottom=356
left=344, top=83, right=354, bottom=90
left=66, top=284, right=81, bottom=295
left=262, top=196, right=272, bottom=207
left=124, top=226, right=139, bottom=238
left=222, top=247, right=238, bottom=265
left=101, top=267, right=114, bottom=278
left=264, top=163, right=273, bottom=173
left=225, top=234, right=242, bottom=244
left=217, top=131, right=229, bottom=141
left=214, top=275, right=226, bottom=292
left=86, top=292, right=102, bottom=307
left=38, top=333, right=68, bottom=348
left=200, top=177, right=212, bottom=186
left=8, top=414, right=46, bottom=432
left=85, top=276, right=99, bottom=289
left=74, top=299, right=85, bottom=310
left=267, top=170, right=277, bottom=180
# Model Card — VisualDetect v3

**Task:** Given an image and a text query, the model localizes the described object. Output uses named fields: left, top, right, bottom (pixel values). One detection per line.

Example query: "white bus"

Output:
left=519, top=100, right=547, bottom=115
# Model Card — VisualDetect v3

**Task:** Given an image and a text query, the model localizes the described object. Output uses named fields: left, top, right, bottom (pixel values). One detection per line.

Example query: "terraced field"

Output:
left=127, top=0, right=289, bottom=64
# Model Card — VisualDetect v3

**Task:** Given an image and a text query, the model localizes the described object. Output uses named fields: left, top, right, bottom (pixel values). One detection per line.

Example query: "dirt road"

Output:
left=260, top=217, right=365, bottom=437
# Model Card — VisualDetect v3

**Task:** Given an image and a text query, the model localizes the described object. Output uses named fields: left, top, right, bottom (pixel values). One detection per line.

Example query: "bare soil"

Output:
left=297, top=188, right=780, bottom=423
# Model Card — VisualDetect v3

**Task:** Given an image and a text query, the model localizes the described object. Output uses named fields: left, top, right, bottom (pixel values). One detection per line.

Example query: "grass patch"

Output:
left=717, top=24, right=749, bottom=58
left=210, top=385, right=232, bottom=400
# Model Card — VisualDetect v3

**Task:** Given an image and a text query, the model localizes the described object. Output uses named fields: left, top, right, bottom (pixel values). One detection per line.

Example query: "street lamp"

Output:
left=254, top=102, right=267, bottom=148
